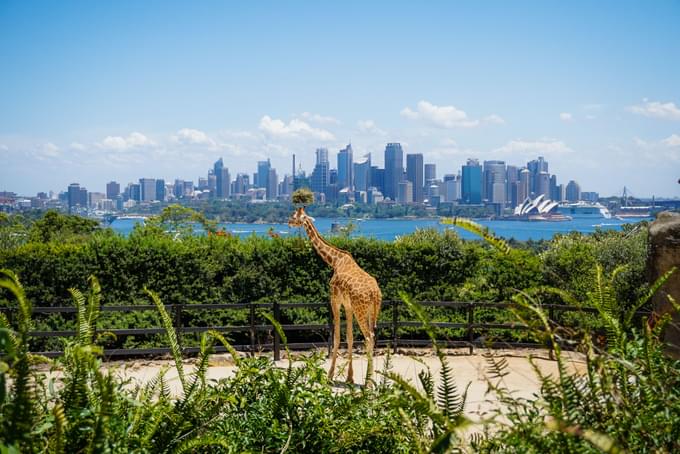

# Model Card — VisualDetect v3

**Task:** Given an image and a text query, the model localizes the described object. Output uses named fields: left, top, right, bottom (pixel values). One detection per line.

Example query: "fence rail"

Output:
left=0, top=301, right=650, bottom=360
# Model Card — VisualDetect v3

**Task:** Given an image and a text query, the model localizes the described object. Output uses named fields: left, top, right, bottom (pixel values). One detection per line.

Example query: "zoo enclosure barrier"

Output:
left=0, top=300, right=651, bottom=361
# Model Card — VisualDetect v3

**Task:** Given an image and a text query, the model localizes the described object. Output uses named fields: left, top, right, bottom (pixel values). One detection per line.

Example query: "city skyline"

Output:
left=1, top=2, right=679, bottom=197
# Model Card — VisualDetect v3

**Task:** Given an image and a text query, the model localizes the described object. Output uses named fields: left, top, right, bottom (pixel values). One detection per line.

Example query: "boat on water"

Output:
left=615, top=206, right=652, bottom=219
left=557, top=202, right=611, bottom=219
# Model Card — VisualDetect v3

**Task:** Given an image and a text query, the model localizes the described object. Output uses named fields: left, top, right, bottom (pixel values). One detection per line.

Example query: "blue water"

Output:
left=108, top=216, right=650, bottom=241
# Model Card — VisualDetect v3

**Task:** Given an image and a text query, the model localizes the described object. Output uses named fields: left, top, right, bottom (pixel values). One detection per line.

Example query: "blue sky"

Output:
left=1, top=1, right=679, bottom=197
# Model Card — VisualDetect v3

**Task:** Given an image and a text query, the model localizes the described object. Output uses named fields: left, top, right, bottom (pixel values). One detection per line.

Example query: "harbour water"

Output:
left=108, top=216, right=651, bottom=242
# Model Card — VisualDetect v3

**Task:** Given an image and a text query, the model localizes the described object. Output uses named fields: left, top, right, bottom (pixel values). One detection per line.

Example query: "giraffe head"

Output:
left=288, top=207, right=314, bottom=227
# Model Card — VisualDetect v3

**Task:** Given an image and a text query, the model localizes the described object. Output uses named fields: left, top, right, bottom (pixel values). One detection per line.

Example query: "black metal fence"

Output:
left=1, top=301, right=649, bottom=360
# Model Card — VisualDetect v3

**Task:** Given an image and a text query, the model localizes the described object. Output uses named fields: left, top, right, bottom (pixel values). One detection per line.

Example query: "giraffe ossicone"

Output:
left=288, top=207, right=382, bottom=384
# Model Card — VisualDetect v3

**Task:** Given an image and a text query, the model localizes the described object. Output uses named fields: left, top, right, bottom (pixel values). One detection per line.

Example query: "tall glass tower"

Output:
left=337, top=143, right=353, bottom=190
left=384, top=143, right=404, bottom=201
left=461, top=159, right=482, bottom=204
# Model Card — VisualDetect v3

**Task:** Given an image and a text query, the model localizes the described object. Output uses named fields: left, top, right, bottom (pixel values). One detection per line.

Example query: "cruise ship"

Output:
left=557, top=202, right=611, bottom=219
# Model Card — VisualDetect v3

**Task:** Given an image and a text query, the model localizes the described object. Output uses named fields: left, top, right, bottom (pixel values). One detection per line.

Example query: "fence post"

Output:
left=273, top=300, right=281, bottom=362
left=249, top=302, right=256, bottom=357
left=548, top=305, right=556, bottom=360
left=392, top=300, right=399, bottom=354
left=467, top=303, right=474, bottom=355
left=173, top=303, right=183, bottom=351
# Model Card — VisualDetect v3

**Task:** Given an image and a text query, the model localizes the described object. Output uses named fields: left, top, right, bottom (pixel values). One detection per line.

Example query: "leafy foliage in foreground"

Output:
left=1, top=266, right=680, bottom=452
left=473, top=267, right=680, bottom=453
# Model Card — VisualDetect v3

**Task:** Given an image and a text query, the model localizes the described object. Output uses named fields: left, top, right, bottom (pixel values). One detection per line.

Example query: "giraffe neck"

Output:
left=302, top=216, right=345, bottom=267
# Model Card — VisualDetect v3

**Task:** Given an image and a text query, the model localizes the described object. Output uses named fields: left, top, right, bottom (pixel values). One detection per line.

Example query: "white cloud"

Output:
left=662, top=134, right=680, bottom=147
left=172, top=128, right=217, bottom=147
left=401, top=100, right=503, bottom=129
left=484, top=114, right=505, bottom=125
left=627, top=99, right=680, bottom=121
left=258, top=115, right=335, bottom=141
left=357, top=119, right=387, bottom=136
left=494, top=138, right=574, bottom=155
left=559, top=112, right=573, bottom=122
left=299, top=112, right=340, bottom=125
left=41, top=142, right=60, bottom=158
left=69, top=142, right=86, bottom=151
left=0, top=144, right=8, bottom=152
left=97, top=132, right=155, bottom=150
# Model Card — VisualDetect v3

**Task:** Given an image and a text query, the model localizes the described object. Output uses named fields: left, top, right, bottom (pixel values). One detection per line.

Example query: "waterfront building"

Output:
left=106, top=181, right=120, bottom=199
left=518, top=168, right=530, bottom=203
left=88, top=192, right=105, bottom=208
left=214, top=158, right=231, bottom=198
left=353, top=153, right=371, bottom=192
left=68, top=183, right=82, bottom=211
left=527, top=156, right=549, bottom=196
left=208, top=171, right=217, bottom=195
left=370, top=166, right=385, bottom=195
left=257, top=159, right=271, bottom=190
left=128, top=183, right=141, bottom=202
left=581, top=191, right=599, bottom=202
left=483, top=160, right=506, bottom=207
left=198, top=177, right=208, bottom=191
left=566, top=180, right=581, bottom=202
left=384, top=143, right=404, bottom=201
left=267, top=168, right=278, bottom=200
left=337, top=143, right=353, bottom=191
left=537, top=171, right=550, bottom=199
left=139, top=178, right=156, bottom=202
left=398, top=181, right=413, bottom=204
left=506, top=165, right=519, bottom=207
left=549, top=175, right=561, bottom=202
left=424, top=163, right=436, bottom=186
left=461, top=159, right=482, bottom=204
left=182, top=181, right=194, bottom=197
left=406, top=153, right=424, bottom=203
left=311, top=148, right=330, bottom=194
left=443, top=174, right=460, bottom=202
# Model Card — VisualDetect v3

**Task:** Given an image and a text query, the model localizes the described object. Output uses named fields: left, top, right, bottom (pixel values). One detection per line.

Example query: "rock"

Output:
left=647, top=211, right=680, bottom=358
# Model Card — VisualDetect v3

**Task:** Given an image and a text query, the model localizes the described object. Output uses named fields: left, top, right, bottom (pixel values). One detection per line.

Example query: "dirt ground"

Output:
left=60, top=347, right=585, bottom=421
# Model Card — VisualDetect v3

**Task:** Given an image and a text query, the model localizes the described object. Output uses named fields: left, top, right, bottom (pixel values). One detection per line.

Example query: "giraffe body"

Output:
left=289, top=208, right=382, bottom=383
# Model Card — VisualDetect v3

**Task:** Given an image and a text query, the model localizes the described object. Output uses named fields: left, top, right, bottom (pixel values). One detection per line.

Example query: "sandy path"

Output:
left=75, top=347, right=585, bottom=420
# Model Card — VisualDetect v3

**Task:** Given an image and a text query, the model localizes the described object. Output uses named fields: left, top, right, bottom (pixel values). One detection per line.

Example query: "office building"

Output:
left=527, top=156, right=549, bottom=196
left=398, top=181, right=413, bottom=204
left=537, top=171, right=550, bottom=198
left=506, top=165, right=519, bottom=207
left=267, top=168, right=278, bottom=200
left=311, top=148, right=330, bottom=194
left=424, top=163, right=436, bottom=185
left=353, top=153, right=371, bottom=192
left=483, top=160, right=506, bottom=206
left=139, top=178, right=156, bottom=202
left=443, top=174, right=460, bottom=202
left=565, top=180, right=581, bottom=202
left=370, top=166, right=385, bottom=195
left=406, top=153, right=424, bottom=203
left=337, top=143, right=353, bottom=190
left=384, top=143, right=404, bottom=201
left=106, top=181, right=120, bottom=199
left=518, top=168, right=530, bottom=203
left=156, top=179, right=166, bottom=201
left=461, top=159, right=482, bottom=204
left=88, top=192, right=105, bottom=208
left=257, top=159, right=271, bottom=191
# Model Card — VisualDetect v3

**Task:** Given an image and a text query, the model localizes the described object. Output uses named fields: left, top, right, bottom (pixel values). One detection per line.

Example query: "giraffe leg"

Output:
left=328, top=288, right=342, bottom=381
left=345, top=304, right=354, bottom=384
left=357, top=313, right=375, bottom=386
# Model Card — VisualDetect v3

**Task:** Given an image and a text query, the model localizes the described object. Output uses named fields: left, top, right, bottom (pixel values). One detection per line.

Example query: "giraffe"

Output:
left=288, top=207, right=382, bottom=383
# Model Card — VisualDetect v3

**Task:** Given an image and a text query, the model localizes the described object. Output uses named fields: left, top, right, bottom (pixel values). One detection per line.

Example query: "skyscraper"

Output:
left=139, top=178, right=156, bottom=202
left=370, top=166, right=385, bottom=195
left=214, top=158, right=230, bottom=198
left=461, top=159, right=482, bottom=204
left=565, top=180, right=581, bottom=201
left=156, top=179, right=166, bottom=201
left=527, top=156, right=549, bottom=196
left=68, top=183, right=81, bottom=211
left=398, top=181, right=413, bottom=204
left=537, top=171, right=550, bottom=198
left=384, top=143, right=404, bottom=201
left=518, top=168, right=530, bottom=204
left=337, top=143, right=353, bottom=190
left=424, top=163, right=436, bottom=185
left=406, top=153, right=424, bottom=203
left=311, top=148, right=330, bottom=194
left=106, top=181, right=120, bottom=199
left=506, top=165, right=519, bottom=207
left=483, top=160, right=506, bottom=205
left=267, top=168, right=278, bottom=200
left=353, top=153, right=371, bottom=192
left=257, top=159, right=271, bottom=191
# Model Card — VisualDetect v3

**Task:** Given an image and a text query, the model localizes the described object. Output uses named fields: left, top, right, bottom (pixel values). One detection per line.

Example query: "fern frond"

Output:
left=68, top=288, right=89, bottom=345
left=439, top=217, right=511, bottom=254
left=172, top=435, right=230, bottom=454
left=206, top=330, right=241, bottom=368
left=145, top=288, right=186, bottom=392
left=625, top=267, right=675, bottom=328
left=50, top=403, right=68, bottom=454
left=0, top=269, right=32, bottom=335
